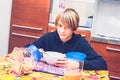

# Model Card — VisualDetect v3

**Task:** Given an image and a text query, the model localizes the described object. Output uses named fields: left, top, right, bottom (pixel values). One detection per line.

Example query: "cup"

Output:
left=64, top=52, right=87, bottom=80
left=64, top=60, right=83, bottom=80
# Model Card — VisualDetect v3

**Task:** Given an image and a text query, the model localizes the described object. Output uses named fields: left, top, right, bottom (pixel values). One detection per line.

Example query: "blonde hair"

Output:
left=55, top=8, right=79, bottom=31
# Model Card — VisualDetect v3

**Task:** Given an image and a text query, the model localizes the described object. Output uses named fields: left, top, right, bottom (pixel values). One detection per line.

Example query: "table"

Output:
left=0, top=56, right=110, bottom=80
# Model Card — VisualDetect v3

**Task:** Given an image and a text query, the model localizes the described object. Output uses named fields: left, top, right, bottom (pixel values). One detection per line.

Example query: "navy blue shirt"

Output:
left=26, top=30, right=107, bottom=70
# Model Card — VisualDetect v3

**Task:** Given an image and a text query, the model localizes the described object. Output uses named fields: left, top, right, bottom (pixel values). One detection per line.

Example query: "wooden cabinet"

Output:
left=8, top=0, right=51, bottom=53
left=75, top=29, right=91, bottom=42
left=48, top=25, right=56, bottom=32
left=91, top=41, right=120, bottom=80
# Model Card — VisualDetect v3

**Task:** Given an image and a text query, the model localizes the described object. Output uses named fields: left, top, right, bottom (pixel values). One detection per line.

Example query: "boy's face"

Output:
left=56, top=20, right=73, bottom=42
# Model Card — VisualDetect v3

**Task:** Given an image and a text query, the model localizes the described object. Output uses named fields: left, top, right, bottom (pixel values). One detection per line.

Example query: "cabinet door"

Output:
left=75, top=30, right=91, bottom=42
left=8, top=0, right=50, bottom=53
left=48, top=25, right=56, bottom=32
left=91, top=41, right=120, bottom=79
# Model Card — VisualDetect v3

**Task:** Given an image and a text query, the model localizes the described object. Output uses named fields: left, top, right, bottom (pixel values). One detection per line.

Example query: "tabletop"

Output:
left=0, top=56, right=110, bottom=80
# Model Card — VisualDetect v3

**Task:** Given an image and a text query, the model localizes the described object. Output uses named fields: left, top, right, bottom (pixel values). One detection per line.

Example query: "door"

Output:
left=8, top=0, right=51, bottom=53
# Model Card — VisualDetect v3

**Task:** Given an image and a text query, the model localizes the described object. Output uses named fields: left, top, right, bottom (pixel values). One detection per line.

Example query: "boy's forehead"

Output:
left=57, top=19, right=68, bottom=26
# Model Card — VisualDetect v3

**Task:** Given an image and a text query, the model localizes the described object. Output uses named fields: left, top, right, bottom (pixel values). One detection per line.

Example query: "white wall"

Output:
left=0, top=0, right=12, bottom=56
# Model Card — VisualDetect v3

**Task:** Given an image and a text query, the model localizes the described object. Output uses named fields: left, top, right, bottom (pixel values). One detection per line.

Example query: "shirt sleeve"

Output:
left=79, top=38, right=108, bottom=70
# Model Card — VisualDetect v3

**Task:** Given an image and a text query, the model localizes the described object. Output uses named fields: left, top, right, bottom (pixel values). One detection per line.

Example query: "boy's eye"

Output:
left=57, top=24, right=62, bottom=27
left=57, top=24, right=70, bottom=29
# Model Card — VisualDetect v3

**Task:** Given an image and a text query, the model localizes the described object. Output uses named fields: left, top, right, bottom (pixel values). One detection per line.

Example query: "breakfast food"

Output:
left=7, top=47, right=34, bottom=75
left=9, top=47, right=24, bottom=61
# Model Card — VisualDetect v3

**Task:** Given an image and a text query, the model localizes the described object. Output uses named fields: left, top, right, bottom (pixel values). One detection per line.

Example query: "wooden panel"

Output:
left=48, top=26, right=56, bottom=32
left=11, top=0, right=50, bottom=27
left=12, top=24, right=45, bottom=37
left=9, top=0, right=51, bottom=53
left=9, top=34, right=38, bottom=53
left=90, top=41, right=120, bottom=79
left=75, top=30, right=91, bottom=42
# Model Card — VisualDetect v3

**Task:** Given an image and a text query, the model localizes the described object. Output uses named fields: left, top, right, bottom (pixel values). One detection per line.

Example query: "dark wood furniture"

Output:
left=91, top=41, right=120, bottom=80
left=8, top=0, right=51, bottom=52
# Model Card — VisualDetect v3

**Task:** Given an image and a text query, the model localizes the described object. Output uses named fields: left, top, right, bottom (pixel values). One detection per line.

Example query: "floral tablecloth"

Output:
left=0, top=56, right=110, bottom=80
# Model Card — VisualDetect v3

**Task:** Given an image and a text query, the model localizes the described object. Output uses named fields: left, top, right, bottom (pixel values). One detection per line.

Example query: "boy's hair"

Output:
left=55, top=8, right=79, bottom=31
